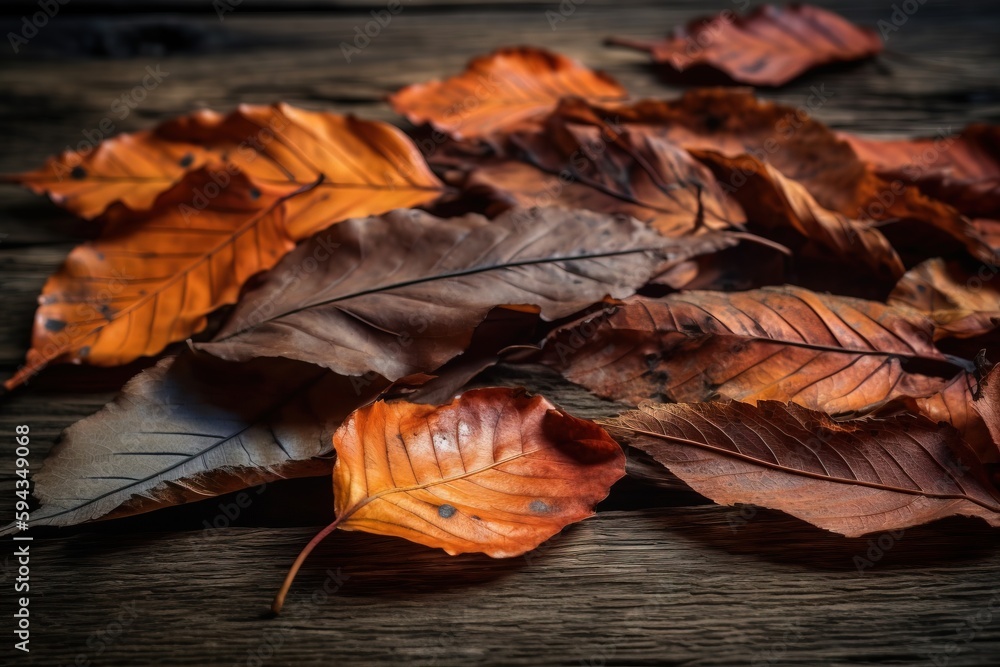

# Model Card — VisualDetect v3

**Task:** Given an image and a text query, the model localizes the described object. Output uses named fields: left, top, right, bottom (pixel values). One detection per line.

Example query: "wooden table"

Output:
left=2, top=1, right=1000, bottom=664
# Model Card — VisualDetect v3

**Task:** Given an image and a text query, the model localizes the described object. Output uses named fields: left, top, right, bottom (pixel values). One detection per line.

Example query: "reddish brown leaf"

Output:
left=844, top=125, right=1000, bottom=221
left=543, top=288, right=965, bottom=416
left=604, top=400, right=1000, bottom=536
left=273, top=387, right=624, bottom=612
left=889, top=258, right=1000, bottom=341
left=973, top=364, right=1000, bottom=459
left=607, top=4, right=882, bottom=87
left=692, top=150, right=904, bottom=278
left=389, top=46, right=627, bottom=140
left=558, top=92, right=994, bottom=264
left=447, top=107, right=745, bottom=237
left=908, top=372, right=996, bottom=463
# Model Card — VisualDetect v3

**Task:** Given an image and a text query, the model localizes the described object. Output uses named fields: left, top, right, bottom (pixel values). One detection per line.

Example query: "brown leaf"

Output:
left=389, top=46, right=627, bottom=140
left=561, top=91, right=995, bottom=264
left=607, top=4, right=882, bottom=87
left=8, top=104, right=444, bottom=235
left=543, top=287, right=967, bottom=416
left=449, top=106, right=745, bottom=237
left=691, top=150, right=904, bottom=279
left=889, top=258, right=1000, bottom=341
left=973, top=364, right=1000, bottom=458
left=5, top=169, right=295, bottom=391
left=272, top=387, right=624, bottom=612
left=0, top=353, right=387, bottom=533
left=604, top=400, right=1000, bottom=536
left=196, top=207, right=742, bottom=379
left=909, top=372, right=996, bottom=463
left=844, top=124, right=1000, bottom=221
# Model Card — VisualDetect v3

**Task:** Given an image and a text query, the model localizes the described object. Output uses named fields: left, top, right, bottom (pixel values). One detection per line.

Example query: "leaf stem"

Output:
left=271, top=512, right=346, bottom=615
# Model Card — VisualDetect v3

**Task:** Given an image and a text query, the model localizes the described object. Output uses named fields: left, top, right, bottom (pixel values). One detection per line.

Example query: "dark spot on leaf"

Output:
left=78, top=346, right=90, bottom=358
left=100, top=304, right=114, bottom=319
left=869, top=429, right=879, bottom=437
left=178, top=153, right=194, bottom=168
left=471, top=515, right=482, bottom=521
left=71, top=166, right=87, bottom=180
left=529, top=500, right=550, bottom=514
left=249, top=188, right=261, bottom=200
left=44, top=319, right=67, bottom=332
left=438, top=504, right=457, bottom=519
left=916, top=284, right=927, bottom=293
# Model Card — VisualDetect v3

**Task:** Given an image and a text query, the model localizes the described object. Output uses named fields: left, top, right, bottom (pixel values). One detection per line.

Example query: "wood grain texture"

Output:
left=2, top=0, right=1000, bottom=664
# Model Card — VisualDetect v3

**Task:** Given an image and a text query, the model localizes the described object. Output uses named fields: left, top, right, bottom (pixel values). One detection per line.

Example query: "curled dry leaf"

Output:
left=691, top=150, right=904, bottom=279
left=0, top=353, right=387, bottom=534
left=8, top=103, right=444, bottom=235
left=907, top=372, right=995, bottom=463
left=389, top=46, right=627, bottom=140
left=889, top=258, right=1000, bottom=341
left=606, top=4, right=882, bottom=87
left=273, top=387, right=625, bottom=612
left=973, top=364, right=1000, bottom=458
left=197, top=206, right=743, bottom=379
left=543, top=287, right=967, bottom=416
left=560, top=91, right=994, bottom=264
left=844, top=125, right=1000, bottom=222
left=449, top=104, right=745, bottom=237
left=4, top=169, right=295, bottom=391
left=604, top=400, right=1000, bottom=537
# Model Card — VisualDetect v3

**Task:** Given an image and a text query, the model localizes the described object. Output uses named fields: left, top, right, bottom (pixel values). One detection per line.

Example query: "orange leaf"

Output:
left=272, top=387, right=624, bottom=613
left=607, top=4, right=882, bottom=87
left=8, top=104, right=444, bottom=235
left=389, top=46, right=627, bottom=139
left=4, top=169, right=295, bottom=390
left=6, top=130, right=213, bottom=219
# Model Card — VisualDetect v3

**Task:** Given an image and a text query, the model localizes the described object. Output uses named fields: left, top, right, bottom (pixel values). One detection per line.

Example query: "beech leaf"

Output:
left=606, top=4, right=882, bottom=87
left=272, top=387, right=625, bottom=612
left=197, top=206, right=742, bottom=379
left=603, top=400, right=1000, bottom=537
left=543, top=287, right=969, bottom=416
left=389, top=46, right=627, bottom=139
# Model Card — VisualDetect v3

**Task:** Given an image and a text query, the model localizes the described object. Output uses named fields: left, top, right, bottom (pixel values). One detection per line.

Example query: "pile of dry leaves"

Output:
left=3, top=4, right=1000, bottom=613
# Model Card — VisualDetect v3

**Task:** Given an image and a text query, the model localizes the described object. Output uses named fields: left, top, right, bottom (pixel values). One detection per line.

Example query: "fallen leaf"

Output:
left=389, top=46, right=627, bottom=140
left=196, top=206, right=742, bottom=379
left=692, top=150, right=904, bottom=279
left=559, top=91, right=995, bottom=264
left=974, top=366, right=1000, bottom=462
left=3, top=131, right=213, bottom=219
left=8, top=103, right=444, bottom=236
left=4, top=169, right=295, bottom=391
left=0, top=353, right=387, bottom=533
left=909, top=372, right=996, bottom=463
left=448, top=106, right=745, bottom=237
left=844, top=124, right=1000, bottom=221
left=603, top=400, right=1000, bottom=536
left=889, top=258, right=1000, bottom=341
left=272, top=387, right=625, bottom=612
left=606, top=4, right=882, bottom=87
left=543, top=287, right=967, bottom=415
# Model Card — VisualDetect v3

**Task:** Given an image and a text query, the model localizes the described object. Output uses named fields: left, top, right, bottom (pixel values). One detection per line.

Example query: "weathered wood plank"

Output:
left=13, top=507, right=1000, bottom=667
